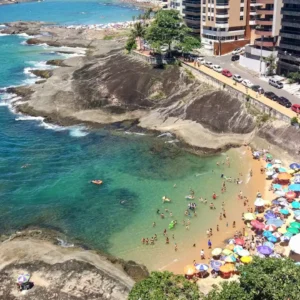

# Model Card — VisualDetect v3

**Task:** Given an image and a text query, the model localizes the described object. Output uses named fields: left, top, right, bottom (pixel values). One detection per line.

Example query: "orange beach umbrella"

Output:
left=184, top=265, right=196, bottom=275
left=219, top=264, right=235, bottom=273
left=277, top=173, right=291, bottom=181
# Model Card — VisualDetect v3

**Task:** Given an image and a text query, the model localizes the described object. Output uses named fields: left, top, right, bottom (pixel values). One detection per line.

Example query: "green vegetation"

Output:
left=128, top=271, right=200, bottom=300
left=125, top=36, right=137, bottom=52
left=103, top=35, right=114, bottom=40
left=205, top=258, right=300, bottom=300
left=288, top=71, right=300, bottom=84
left=184, top=68, right=195, bottom=80
left=264, top=54, right=276, bottom=76
left=150, top=90, right=166, bottom=100
left=291, top=116, right=299, bottom=125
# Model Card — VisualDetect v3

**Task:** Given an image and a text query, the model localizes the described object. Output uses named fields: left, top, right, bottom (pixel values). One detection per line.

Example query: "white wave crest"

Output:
left=0, top=33, right=9, bottom=37
left=69, top=126, right=89, bottom=137
left=57, top=238, right=74, bottom=248
left=125, top=131, right=145, bottom=136
left=16, top=115, right=44, bottom=122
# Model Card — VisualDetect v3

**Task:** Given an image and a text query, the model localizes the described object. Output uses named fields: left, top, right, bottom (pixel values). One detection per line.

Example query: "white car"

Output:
left=233, top=74, right=243, bottom=82
left=232, top=47, right=243, bottom=55
left=196, top=57, right=205, bottom=64
left=213, top=65, right=223, bottom=73
left=204, top=61, right=213, bottom=68
left=242, top=79, right=253, bottom=88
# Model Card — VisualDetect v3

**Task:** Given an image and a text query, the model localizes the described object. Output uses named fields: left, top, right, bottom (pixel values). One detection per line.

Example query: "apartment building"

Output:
left=201, top=0, right=249, bottom=55
left=240, top=0, right=282, bottom=74
left=277, top=0, right=300, bottom=75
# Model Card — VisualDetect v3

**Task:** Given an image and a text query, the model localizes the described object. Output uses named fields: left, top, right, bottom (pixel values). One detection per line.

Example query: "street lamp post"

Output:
left=259, top=35, right=264, bottom=76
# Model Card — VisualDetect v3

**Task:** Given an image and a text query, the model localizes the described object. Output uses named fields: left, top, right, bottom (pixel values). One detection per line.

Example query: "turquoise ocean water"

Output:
left=0, top=0, right=250, bottom=269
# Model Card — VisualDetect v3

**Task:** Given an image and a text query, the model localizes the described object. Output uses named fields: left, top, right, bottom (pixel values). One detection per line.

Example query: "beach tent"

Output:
left=211, top=248, right=222, bottom=256
left=254, top=198, right=265, bottom=207
left=289, top=234, right=300, bottom=254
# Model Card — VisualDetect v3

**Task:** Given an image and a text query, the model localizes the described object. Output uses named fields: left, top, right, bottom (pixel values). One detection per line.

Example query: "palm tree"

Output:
left=131, top=22, right=146, bottom=51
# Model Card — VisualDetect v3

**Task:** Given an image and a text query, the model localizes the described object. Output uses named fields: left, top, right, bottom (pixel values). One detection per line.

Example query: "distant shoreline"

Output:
left=0, top=0, right=39, bottom=6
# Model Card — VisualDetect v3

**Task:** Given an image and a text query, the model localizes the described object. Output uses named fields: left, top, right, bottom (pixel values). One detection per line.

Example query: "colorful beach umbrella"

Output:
left=264, top=212, right=276, bottom=220
left=211, top=248, right=222, bottom=256
left=251, top=220, right=265, bottom=230
left=224, top=255, right=236, bottom=263
left=195, top=264, right=209, bottom=272
left=255, top=252, right=266, bottom=258
left=210, top=260, right=223, bottom=271
left=254, top=197, right=265, bottom=207
left=290, top=222, right=300, bottom=229
left=284, top=232, right=294, bottom=238
left=234, top=245, right=243, bottom=253
left=280, top=209, right=289, bottom=215
left=294, top=210, right=300, bottom=217
left=272, top=232, right=282, bottom=238
left=272, top=200, right=280, bottom=205
left=222, top=249, right=233, bottom=256
left=295, top=215, right=300, bottom=221
left=263, top=241, right=275, bottom=249
left=277, top=197, right=287, bottom=202
left=288, top=227, right=299, bottom=234
left=241, top=256, right=253, bottom=264
left=273, top=184, right=282, bottom=190
left=291, top=202, right=300, bottom=209
left=264, top=224, right=277, bottom=232
left=280, top=235, right=290, bottom=242
left=244, top=213, right=255, bottom=221
left=278, top=227, right=287, bottom=234
left=275, top=191, right=286, bottom=197
left=274, top=245, right=285, bottom=255
left=289, top=234, right=300, bottom=254
left=257, top=245, right=273, bottom=255
left=237, top=249, right=250, bottom=257
left=278, top=167, right=287, bottom=173
left=290, top=163, right=300, bottom=170
left=266, top=163, right=273, bottom=168
left=286, top=191, right=297, bottom=201
left=263, top=230, right=273, bottom=237
left=234, top=238, right=245, bottom=246
left=228, top=239, right=235, bottom=244
left=294, top=174, right=300, bottom=184
left=17, top=274, right=30, bottom=284
left=184, top=265, right=196, bottom=275
left=266, top=218, right=284, bottom=227
left=266, top=154, right=273, bottom=160
left=289, top=184, right=300, bottom=192
left=225, top=244, right=235, bottom=251
left=219, top=264, right=235, bottom=273
left=272, top=207, right=281, bottom=214
left=278, top=173, right=292, bottom=181
left=267, top=235, right=277, bottom=243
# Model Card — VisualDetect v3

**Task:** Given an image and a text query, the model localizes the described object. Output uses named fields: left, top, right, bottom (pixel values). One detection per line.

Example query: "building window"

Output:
left=208, top=8, right=210, bottom=12
left=208, top=16, right=211, bottom=21
left=211, top=17, right=214, bottom=21
left=240, top=0, right=244, bottom=2
left=212, top=8, right=214, bottom=13
left=240, top=16, right=243, bottom=21
left=203, top=8, right=206, bottom=13
left=202, top=16, right=206, bottom=21
left=240, top=7, right=244, bottom=12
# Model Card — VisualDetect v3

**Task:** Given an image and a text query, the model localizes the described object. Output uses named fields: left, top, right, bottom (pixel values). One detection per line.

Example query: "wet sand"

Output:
left=163, top=146, right=266, bottom=274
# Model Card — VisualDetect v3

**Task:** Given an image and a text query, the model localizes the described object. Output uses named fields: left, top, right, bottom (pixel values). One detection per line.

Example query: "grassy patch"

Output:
left=103, top=35, right=114, bottom=40
left=149, top=91, right=166, bottom=100
left=184, top=68, right=195, bottom=80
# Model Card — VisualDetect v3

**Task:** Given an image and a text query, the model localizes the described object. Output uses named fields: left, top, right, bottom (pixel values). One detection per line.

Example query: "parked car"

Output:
left=264, top=91, right=277, bottom=100
left=233, top=74, right=243, bottom=82
left=269, top=78, right=283, bottom=89
left=251, top=85, right=265, bottom=94
left=213, top=64, right=223, bottom=73
left=222, top=69, right=232, bottom=77
left=196, top=57, right=205, bottom=64
left=231, top=55, right=240, bottom=61
left=278, top=97, right=292, bottom=108
left=204, top=61, right=213, bottom=68
left=232, top=48, right=243, bottom=55
left=242, top=79, right=253, bottom=88
left=291, top=104, right=300, bottom=113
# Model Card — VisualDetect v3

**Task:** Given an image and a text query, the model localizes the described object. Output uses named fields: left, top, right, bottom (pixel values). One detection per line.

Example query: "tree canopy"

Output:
left=145, top=10, right=201, bottom=54
left=128, top=271, right=200, bottom=300
left=205, top=257, right=300, bottom=300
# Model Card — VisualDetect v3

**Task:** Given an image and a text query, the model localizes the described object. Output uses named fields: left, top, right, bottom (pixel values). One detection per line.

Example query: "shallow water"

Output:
left=0, top=0, right=250, bottom=269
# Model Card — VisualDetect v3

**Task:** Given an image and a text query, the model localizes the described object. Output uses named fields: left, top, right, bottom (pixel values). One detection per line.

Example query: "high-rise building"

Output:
left=182, top=0, right=201, bottom=35
left=240, top=0, right=282, bottom=74
left=201, top=0, right=249, bottom=55
left=277, top=0, right=300, bottom=75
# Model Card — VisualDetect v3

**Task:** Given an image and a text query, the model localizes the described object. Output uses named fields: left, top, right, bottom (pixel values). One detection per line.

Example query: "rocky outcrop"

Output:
left=46, top=59, right=69, bottom=67
left=1, top=21, right=46, bottom=35
left=30, top=69, right=53, bottom=79
left=0, top=229, right=148, bottom=300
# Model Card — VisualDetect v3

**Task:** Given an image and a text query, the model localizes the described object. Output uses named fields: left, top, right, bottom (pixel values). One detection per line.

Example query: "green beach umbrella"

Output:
left=287, top=227, right=299, bottom=234
left=222, top=249, right=233, bottom=256
left=290, top=222, right=300, bottom=229
left=266, top=154, right=273, bottom=160
left=284, top=232, right=294, bottom=238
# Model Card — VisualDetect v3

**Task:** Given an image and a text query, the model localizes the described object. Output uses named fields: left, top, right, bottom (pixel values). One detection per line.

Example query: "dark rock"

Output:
left=46, top=59, right=68, bottom=67
left=123, top=260, right=150, bottom=282
left=30, top=69, right=53, bottom=79
left=6, top=86, right=33, bottom=97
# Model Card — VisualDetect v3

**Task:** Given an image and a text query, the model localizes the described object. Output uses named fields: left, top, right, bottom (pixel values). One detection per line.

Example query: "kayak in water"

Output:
left=91, top=180, right=103, bottom=185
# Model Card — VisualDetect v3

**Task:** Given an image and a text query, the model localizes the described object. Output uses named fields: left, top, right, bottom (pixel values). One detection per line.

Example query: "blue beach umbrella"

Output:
left=257, top=245, right=273, bottom=255
left=273, top=184, right=282, bottom=190
left=210, top=260, right=223, bottom=271
left=263, top=230, right=273, bottom=237
left=294, top=210, right=300, bottom=217
left=272, top=200, right=280, bottom=205
left=267, top=235, right=277, bottom=243
left=278, top=167, right=287, bottom=173
left=265, top=211, right=276, bottom=220
left=280, top=209, right=289, bottom=215
left=292, top=202, right=300, bottom=209
left=266, top=163, right=273, bottom=169
left=290, top=163, right=300, bottom=170
left=281, top=235, right=291, bottom=242
left=294, top=174, right=300, bottom=184
left=289, top=184, right=300, bottom=192
left=195, top=264, right=209, bottom=272
left=266, top=219, right=284, bottom=227
left=233, top=245, right=243, bottom=253
left=284, top=232, right=294, bottom=238
left=263, top=241, right=275, bottom=249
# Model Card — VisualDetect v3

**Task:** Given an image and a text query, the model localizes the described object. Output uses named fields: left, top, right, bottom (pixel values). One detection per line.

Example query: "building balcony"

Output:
left=216, top=2, right=230, bottom=8
left=255, top=29, right=273, bottom=36
left=280, top=42, right=300, bottom=51
left=281, top=8, right=300, bottom=16
left=249, top=10, right=257, bottom=15
left=249, top=20, right=256, bottom=25
left=216, top=12, right=229, bottom=17
left=184, top=17, right=201, bottom=25
left=250, top=1, right=263, bottom=6
left=183, top=1, right=201, bottom=8
left=278, top=51, right=300, bottom=63
left=254, top=38, right=276, bottom=47
left=182, top=9, right=201, bottom=16
left=280, top=31, right=300, bottom=40
left=256, top=18, right=273, bottom=26
left=256, top=0, right=274, bottom=4
left=202, top=28, right=245, bottom=37
left=191, top=28, right=201, bottom=33
left=215, top=21, right=229, bottom=28
left=256, top=8, right=274, bottom=15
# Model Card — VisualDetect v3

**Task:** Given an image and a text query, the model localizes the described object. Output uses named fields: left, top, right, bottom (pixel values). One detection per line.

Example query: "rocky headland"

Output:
left=2, top=21, right=300, bottom=158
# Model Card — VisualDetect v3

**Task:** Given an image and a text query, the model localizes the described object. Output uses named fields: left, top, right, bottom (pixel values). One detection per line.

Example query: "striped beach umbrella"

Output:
left=224, top=255, right=236, bottom=263
left=17, top=274, right=30, bottom=284
left=195, top=264, right=209, bottom=272
left=210, top=260, right=223, bottom=271
left=266, top=219, right=283, bottom=227
left=264, top=224, right=277, bottom=232
left=272, top=232, right=282, bottom=238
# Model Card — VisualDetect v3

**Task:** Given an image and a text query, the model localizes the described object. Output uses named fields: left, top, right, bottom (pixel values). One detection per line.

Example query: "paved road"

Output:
left=201, top=54, right=300, bottom=105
